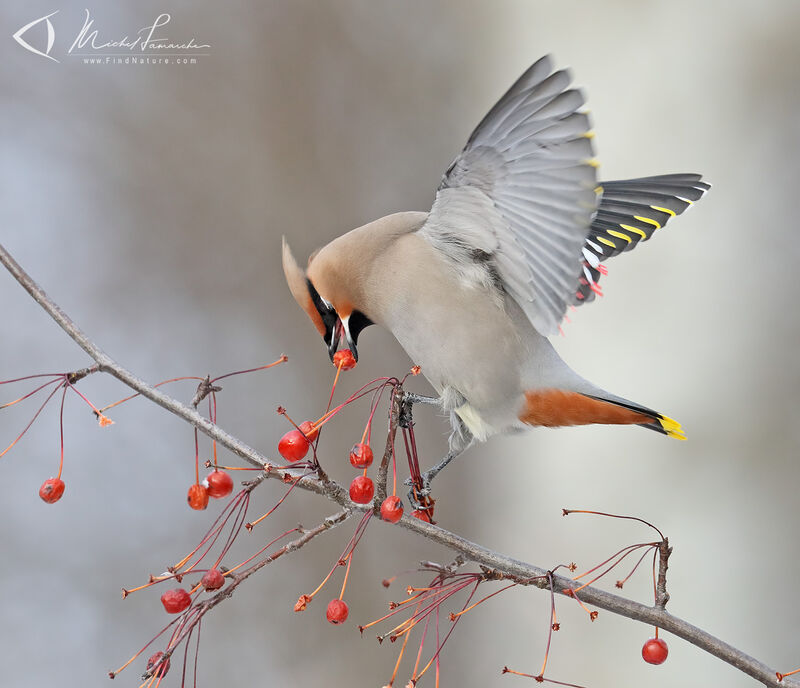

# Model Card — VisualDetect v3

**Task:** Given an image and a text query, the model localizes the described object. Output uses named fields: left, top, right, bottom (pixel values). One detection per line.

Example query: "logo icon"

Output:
left=13, top=11, right=59, bottom=62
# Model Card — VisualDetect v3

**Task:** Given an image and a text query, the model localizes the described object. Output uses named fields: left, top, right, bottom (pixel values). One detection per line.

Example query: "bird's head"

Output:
left=281, top=237, right=374, bottom=363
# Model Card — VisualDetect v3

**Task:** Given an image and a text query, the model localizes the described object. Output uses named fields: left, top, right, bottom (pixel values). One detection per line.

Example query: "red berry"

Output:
left=349, top=442, right=373, bottom=469
left=349, top=475, right=374, bottom=504
left=38, top=478, right=65, bottom=504
left=642, top=637, right=668, bottom=665
left=380, top=496, right=404, bottom=523
left=187, top=483, right=209, bottom=510
left=278, top=429, right=310, bottom=462
left=201, top=568, right=225, bottom=591
left=326, top=598, right=349, bottom=624
left=298, top=420, right=319, bottom=442
left=332, top=349, right=357, bottom=370
left=161, top=588, right=192, bottom=614
left=146, top=651, right=171, bottom=678
left=411, top=509, right=432, bottom=523
left=205, top=470, right=233, bottom=498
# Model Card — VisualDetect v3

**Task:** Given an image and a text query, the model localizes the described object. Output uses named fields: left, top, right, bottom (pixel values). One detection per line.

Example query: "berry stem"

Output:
left=0, top=376, right=61, bottom=410
left=0, top=378, right=62, bottom=459
left=539, top=573, right=557, bottom=678
left=562, top=508, right=664, bottom=540
left=169, top=490, right=251, bottom=573
left=110, top=614, right=186, bottom=678
left=411, top=609, right=432, bottom=682
left=221, top=527, right=300, bottom=577
left=57, top=384, right=68, bottom=479
left=414, top=579, right=481, bottom=682
left=615, top=545, right=656, bottom=589
left=572, top=542, right=656, bottom=586
left=193, top=427, right=201, bottom=485
left=338, top=552, right=353, bottom=600
left=210, top=392, right=218, bottom=468
left=63, top=377, right=105, bottom=417
left=210, top=356, right=288, bottom=383
left=245, top=471, right=310, bottom=530
left=0, top=372, right=63, bottom=385
left=325, top=359, right=345, bottom=414
left=435, top=605, right=441, bottom=688
left=306, top=378, right=393, bottom=433
left=652, top=546, right=659, bottom=605
left=448, top=582, right=517, bottom=620
left=386, top=611, right=414, bottom=686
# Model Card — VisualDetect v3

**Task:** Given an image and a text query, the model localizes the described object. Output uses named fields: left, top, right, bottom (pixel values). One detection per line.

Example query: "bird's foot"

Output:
left=404, top=479, right=436, bottom=522
left=404, top=474, right=431, bottom=504
left=403, top=448, right=458, bottom=510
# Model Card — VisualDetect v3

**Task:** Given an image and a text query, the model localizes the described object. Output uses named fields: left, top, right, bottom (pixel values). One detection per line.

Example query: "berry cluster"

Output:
left=4, top=348, right=691, bottom=688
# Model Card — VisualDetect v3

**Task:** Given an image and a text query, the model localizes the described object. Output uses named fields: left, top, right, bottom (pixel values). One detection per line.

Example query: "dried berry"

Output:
left=411, top=509, right=432, bottom=523
left=332, top=349, right=357, bottom=370
left=380, top=496, right=404, bottom=523
left=298, top=420, right=319, bottom=442
left=39, top=478, right=65, bottom=504
left=326, top=598, right=349, bottom=624
left=201, top=568, right=225, bottom=591
left=160, top=588, right=192, bottom=614
left=187, top=483, right=209, bottom=510
left=146, top=651, right=170, bottom=678
left=349, top=475, right=374, bottom=504
left=349, top=443, right=373, bottom=469
left=205, top=470, right=233, bottom=499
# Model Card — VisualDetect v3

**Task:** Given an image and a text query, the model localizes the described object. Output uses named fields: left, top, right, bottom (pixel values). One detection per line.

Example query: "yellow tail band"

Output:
left=658, top=415, right=687, bottom=440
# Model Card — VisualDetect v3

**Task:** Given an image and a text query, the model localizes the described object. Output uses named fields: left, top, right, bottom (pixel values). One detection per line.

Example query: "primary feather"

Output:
left=422, top=54, right=599, bottom=336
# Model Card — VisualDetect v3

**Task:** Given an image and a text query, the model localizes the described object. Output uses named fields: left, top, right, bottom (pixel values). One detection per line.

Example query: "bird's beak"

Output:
left=326, top=317, right=343, bottom=361
left=327, top=315, right=359, bottom=362
left=341, top=315, right=358, bottom=362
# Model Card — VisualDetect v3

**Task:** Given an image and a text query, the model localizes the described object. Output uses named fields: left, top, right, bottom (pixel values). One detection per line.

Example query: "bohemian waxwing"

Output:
left=282, top=55, right=709, bottom=485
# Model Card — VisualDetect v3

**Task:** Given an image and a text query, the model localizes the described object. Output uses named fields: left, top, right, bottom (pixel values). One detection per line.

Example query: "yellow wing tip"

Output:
left=659, top=415, right=687, bottom=440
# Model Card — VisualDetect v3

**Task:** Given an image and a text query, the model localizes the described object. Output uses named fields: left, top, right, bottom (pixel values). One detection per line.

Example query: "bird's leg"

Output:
left=399, top=392, right=440, bottom=428
left=405, top=446, right=466, bottom=509
left=403, top=393, right=439, bottom=406
left=405, top=413, right=473, bottom=509
left=420, top=447, right=465, bottom=487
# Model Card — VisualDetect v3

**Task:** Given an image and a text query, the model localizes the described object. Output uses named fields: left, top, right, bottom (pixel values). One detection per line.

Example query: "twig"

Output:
left=0, top=241, right=793, bottom=688
left=656, top=538, right=671, bottom=610
left=167, top=510, right=350, bottom=652
left=375, top=386, right=402, bottom=504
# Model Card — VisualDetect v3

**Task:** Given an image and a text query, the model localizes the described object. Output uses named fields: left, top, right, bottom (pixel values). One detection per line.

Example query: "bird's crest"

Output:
left=281, top=238, right=326, bottom=337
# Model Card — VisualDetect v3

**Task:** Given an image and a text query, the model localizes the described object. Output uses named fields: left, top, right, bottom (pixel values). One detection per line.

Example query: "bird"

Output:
left=282, top=54, right=709, bottom=493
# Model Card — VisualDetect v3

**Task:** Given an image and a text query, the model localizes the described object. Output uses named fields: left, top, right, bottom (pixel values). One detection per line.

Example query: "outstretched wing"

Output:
left=419, top=55, right=599, bottom=336
left=575, top=174, right=711, bottom=303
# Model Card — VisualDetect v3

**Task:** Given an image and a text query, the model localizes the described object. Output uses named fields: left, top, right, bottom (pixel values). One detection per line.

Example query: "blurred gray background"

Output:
left=2, top=1, right=799, bottom=686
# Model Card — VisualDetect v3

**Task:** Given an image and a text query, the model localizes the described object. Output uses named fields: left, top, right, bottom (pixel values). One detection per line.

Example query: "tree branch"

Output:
left=0, top=241, right=791, bottom=688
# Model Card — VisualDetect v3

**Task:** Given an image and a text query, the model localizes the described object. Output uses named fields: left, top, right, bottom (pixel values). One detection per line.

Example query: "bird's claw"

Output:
left=405, top=474, right=433, bottom=510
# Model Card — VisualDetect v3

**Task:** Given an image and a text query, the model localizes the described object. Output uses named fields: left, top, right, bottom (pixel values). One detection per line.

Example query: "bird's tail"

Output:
left=519, top=388, right=686, bottom=439
left=583, top=394, right=687, bottom=440
left=575, top=173, right=710, bottom=303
